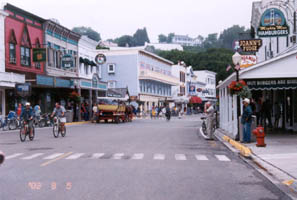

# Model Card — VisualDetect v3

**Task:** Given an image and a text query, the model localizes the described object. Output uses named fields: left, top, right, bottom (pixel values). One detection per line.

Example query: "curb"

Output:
left=65, top=121, right=91, bottom=126
left=214, top=129, right=297, bottom=199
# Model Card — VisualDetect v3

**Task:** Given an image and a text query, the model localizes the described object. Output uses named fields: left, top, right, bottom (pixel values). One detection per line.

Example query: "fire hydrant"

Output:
left=252, top=126, right=266, bottom=147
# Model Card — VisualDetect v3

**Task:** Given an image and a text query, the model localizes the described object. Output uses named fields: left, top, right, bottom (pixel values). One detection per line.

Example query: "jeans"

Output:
left=243, top=122, right=251, bottom=143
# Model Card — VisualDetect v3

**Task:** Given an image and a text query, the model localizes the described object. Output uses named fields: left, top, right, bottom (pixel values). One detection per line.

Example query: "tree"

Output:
left=114, top=35, right=135, bottom=47
left=167, top=33, right=175, bottom=43
left=158, top=34, right=167, bottom=43
left=202, top=33, right=220, bottom=49
left=218, top=25, right=251, bottom=50
left=72, top=26, right=101, bottom=42
left=133, top=27, right=150, bottom=46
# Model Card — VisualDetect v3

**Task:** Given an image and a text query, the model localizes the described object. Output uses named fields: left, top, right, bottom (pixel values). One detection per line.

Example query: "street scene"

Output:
left=0, top=0, right=297, bottom=199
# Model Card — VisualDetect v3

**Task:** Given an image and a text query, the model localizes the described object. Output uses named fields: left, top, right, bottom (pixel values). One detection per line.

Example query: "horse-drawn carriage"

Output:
left=96, top=97, right=134, bottom=123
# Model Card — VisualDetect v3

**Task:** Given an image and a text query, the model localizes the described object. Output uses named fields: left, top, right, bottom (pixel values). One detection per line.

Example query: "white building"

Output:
left=251, top=0, right=297, bottom=62
left=78, top=36, right=107, bottom=103
left=0, top=9, right=24, bottom=116
left=144, top=42, right=184, bottom=51
left=171, top=63, right=188, bottom=108
left=194, top=70, right=217, bottom=102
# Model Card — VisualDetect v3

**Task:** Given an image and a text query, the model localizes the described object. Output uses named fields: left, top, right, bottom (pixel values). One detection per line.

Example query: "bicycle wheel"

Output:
left=2, top=121, right=8, bottom=131
left=202, top=122, right=207, bottom=136
left=53, top=124, right=59, bottom=138
left=29, top=127, right=35, bottom=141
left=19, top=127, right=26, bottom=142
left=61, top=126, right=66, bottom=137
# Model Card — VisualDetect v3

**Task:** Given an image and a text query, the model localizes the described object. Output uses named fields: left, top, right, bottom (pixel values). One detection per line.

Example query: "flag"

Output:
left=226, top=64, right=232, bottom=72
left=235, top=64, right=241, bottom=71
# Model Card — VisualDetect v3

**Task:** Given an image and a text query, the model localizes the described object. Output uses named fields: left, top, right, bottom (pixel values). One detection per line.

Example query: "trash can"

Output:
left=65, top=110, right=73, bottom=123
left=239, top=115, right=256, bottom=142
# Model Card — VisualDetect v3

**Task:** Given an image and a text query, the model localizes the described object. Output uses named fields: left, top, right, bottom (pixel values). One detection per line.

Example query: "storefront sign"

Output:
left=257, top=8, right=289, bottom=37
left=33, top=48, right=46, bottom=62
left=36, top=75, right=54, bottom=86
left=240, top=55, right=257, bottom=68
left=61, top=54, right=74, bottom=69
left=15, top=83, right=31, bottom=97
left=239, top=39, right=262, bottom=52
left=95, top=54, right=106, bottom=65
left=246, top=79, right=297, bottom=90
left=189, top=85, right=195, bottom=92
left=55, top=78, right=73, bottom=88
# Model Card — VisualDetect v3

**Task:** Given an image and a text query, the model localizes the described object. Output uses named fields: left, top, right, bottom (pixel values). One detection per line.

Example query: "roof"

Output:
left=217, top=48, right=297, bottom=89
left=107, top=88, right=129, bottom=98
left=4, top=3, right=46, bottom=23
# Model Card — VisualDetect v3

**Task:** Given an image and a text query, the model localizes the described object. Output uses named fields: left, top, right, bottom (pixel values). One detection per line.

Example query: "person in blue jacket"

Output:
left=20, top=102, right=34, bottom=137
left=241, top=98, right=253, bottom=143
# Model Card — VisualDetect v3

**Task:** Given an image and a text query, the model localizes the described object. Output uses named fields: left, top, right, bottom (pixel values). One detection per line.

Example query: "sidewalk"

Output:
left=215, top=129, right=297, bottom=199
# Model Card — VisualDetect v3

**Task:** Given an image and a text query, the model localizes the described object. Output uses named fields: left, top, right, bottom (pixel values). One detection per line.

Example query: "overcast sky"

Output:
left=1, top=0, right=255, bottom=42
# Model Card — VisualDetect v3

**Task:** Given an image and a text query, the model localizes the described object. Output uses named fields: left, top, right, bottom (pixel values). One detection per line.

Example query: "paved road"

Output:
left=0, top=116, right=291, bottom=200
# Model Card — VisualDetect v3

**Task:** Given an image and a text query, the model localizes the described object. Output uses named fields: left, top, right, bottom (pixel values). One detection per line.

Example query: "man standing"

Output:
left=205, top=102, right=215, bottom=140
left=241, top=98, right=253, bottom=143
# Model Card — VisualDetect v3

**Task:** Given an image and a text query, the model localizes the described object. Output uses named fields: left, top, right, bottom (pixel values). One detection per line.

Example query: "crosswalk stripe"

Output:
left=215, top=155, right=231, bottom=162
left=65, top=153, right=85, bottom=160
left=43, top=153, right=64, bottom=160
left=131, top=153, right=144, bottom=160
left=195, top=155, right=208, bottom=161
left=22, top=153, right=44, bottom=160
left=175, top=154, right=187, bottom=161
left=112, top=153, right=124, bottom=160
left=154, top=154, right=165, bottom=160
left=91, top=153, right=105, bottom=159
left=6, top=153, right=24, bottom=160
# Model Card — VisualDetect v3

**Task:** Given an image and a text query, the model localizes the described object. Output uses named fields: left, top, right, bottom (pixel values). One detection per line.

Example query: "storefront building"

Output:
left=99, top=49, right=179, bottom=112
left=171, top=63, right=188, bottom=110
left=4, top=4, right=43, bottom=113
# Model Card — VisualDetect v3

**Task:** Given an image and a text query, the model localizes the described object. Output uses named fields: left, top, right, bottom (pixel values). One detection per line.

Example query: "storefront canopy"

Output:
left=189, top=96, right=202, bottom=104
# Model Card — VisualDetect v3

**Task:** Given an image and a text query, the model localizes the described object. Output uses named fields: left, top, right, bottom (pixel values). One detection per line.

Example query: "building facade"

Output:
left=194, top=70, right=217, bottom=103
left=99, top=49, right=179, bottom=111
left=4, top=4, right=42, bottom=113
left=171, top=63, right=188, bottom=109
left=172, top=35, right=200, bottom=47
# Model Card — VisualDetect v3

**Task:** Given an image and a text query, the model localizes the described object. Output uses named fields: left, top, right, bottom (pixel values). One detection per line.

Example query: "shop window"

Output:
left=20, top=25, right=31, bottom=67
left=34, top=38, right=41, bottom=69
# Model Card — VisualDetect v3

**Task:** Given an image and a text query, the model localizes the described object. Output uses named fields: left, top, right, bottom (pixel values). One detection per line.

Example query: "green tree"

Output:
left=202, top=33, right=220, bottom=49
left=167, top=33, right=175, bottom=43
left=133, top=27, right=150, bottom=46
left=72, top=26, right=101, bottom=41
left=114, top=35, right=135, bottom=47
left=158, top=34, right=167, bottom=43
left=218, top=25, right=249, bottom=50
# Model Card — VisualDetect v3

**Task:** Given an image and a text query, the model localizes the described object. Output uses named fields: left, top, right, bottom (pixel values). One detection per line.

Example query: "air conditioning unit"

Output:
left=290, top=35, right=296, bottom=43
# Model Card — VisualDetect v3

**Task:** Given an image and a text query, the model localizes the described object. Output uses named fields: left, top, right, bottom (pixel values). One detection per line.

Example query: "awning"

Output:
left=83, top=58, right=92, bottom=65
left=189, top=96, right=202, bottom=104
left=79, top=57, right=84, bottom=63
left=90, top=61, right=97, bottom=66
left=246, top=78, right=297, bottom=90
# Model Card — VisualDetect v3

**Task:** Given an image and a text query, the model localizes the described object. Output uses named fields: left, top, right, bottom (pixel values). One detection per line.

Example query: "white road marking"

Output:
left=195, top=155, right=208, bottom=161
left=43, top=153, right=65, bottom=160
left=175, top=154, right=187, bottom=161
left=6, top=153, right=24, bottom=160
left=131, top=153, right=144, bottom=160
left=112, top=153, right=125, bottom=160
left=21, top=153, right=44, bottom=160
left=215, top=155, right=231, bottom=162
left=65, top=153, right=85, bottom=160
left=154, top=154, right=165, bottom=160
left=91, top=153, right=105, bottom=159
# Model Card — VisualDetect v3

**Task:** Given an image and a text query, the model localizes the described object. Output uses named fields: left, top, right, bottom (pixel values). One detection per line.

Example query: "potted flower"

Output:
left=228, top=80, right=251, bottom=99
left=69, top=91, right=81, bottom=103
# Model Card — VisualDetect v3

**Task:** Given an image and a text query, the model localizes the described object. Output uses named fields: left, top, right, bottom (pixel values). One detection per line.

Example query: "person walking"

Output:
left=262, top=99, right=272, bottom=128
left=274, top=102, right=281, bottom=129
left=255, top=99, right=262, bottom=126
left=205, top=102, right=215, bottom=140
left=241, top=98, right=253, bottom=143
left=92, top=103, right=98, bottom=123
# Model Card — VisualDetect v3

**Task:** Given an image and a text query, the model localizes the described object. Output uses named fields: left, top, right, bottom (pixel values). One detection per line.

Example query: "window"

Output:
left=9, top=29, right=17, bottom=64
left=108, top=64, right=115, bottom=73
left=108, top=81, right=116, bottom=88
left=34, top=38, right=41, bottom=69
left=85, top=64, right=88, bottom=75
left=20, top=46, right=31, bottom=66
left=9, top=43, right=16, bottom=64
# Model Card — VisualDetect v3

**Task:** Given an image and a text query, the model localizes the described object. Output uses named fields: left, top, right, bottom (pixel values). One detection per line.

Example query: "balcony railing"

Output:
left=139, top=69, right=179, bottom=86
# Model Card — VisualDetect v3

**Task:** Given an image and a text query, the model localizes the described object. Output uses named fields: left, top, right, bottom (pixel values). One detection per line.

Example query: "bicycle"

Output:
left=19, top=120, right=35, bottom=142
left=200, top=116, right=216, bottom=139
left=52, top=116, right=66, bottom=138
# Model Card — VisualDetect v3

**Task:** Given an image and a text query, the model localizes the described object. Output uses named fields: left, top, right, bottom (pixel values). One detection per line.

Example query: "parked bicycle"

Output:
left=200, top=116, right=216, bottom=139
left=19, top=119, right=35, bottom=142
left=7, top=111, right=21, bottom=130
left=52, top=116, right=66, bottom=138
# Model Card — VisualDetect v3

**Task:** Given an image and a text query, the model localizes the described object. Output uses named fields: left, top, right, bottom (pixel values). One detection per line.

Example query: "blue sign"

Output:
left=37, top=75, right=54, bottom=86
left=55, top=78, right=72, bottom=88
left=258, top=8, right=289, bottom=37
left=81, top=81, right=92, bottom=88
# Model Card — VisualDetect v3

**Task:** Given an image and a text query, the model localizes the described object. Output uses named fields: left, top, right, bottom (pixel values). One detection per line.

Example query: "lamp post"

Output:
left=232, top=52, right=242, bottom=141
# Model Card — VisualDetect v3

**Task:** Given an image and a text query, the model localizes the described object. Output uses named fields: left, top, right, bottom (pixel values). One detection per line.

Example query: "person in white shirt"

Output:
left=204, top=102, right=215, bottom=140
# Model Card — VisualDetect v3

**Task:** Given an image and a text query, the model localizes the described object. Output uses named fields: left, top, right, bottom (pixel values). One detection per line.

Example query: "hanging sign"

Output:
left=257, top=8, right=289, bottom=37
left=61, top=54, right=74, bottom=69
left=240, top=55, right=257, bottom=68
left=239, top=39, right=262, bottom=52
left=33, top=48, right=46, bottom=62
left=95, top=54, right=106, bottom=65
